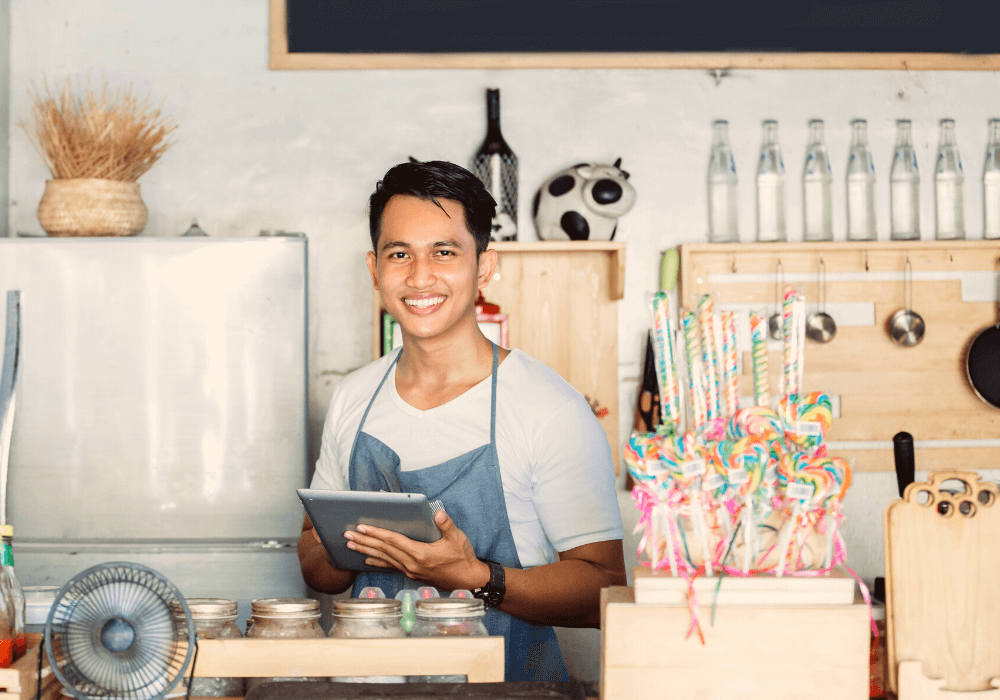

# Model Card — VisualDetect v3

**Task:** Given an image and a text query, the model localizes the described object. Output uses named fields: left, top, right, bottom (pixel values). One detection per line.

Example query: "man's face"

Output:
left=367, top=195, right=494, bottom=344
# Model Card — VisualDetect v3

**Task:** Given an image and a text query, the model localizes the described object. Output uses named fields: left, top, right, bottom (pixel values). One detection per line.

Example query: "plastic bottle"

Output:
left=756, top=120, right=787, bottom=242
left=0, top=551, right=14, bottom=668
left=983, top=118, right=1000, bottom=239
left=847, top=119, right=877, bottom=241
left=890, top=119, right=920, bottom=241
left=708, top=120, right=739, bottom=243
left=935, top=119, right=965, bottom=240
left=0, top=527, right=24, bottom=660
left=802, top=119, right=833, bottom=242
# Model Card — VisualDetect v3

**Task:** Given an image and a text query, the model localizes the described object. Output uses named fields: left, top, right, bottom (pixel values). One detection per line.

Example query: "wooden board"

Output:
left=633, top=567, right=856, bottom=606
left=885, top=471, right=1000, bottom=694
left=600, top=586, right=869, bottom=700
left=372, top=242, right=623, bottom=472
left=190, top=637, right=504, bottom=683
left=679, top=241, right=1000, bottom=473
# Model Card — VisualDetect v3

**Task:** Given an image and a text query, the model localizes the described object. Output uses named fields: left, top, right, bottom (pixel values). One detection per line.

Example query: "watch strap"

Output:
left=472, top=558, right=505, bottom=608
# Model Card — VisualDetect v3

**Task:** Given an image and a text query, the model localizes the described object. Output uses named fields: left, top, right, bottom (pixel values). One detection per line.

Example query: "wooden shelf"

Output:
left=678, top=240, right=1000, bottom=473
left=371, top=242, right=625, bottom=472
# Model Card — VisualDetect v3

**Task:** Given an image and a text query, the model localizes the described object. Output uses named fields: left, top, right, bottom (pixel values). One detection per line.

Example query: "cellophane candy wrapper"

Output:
left=626, top=399, right=848, bottom=577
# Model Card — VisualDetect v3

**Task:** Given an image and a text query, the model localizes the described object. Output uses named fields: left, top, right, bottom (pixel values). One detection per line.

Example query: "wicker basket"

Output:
left=37, top=178, right=148, bottom=237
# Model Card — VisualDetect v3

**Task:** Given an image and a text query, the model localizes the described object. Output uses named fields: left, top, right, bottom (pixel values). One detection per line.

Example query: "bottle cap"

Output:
left=414, top=597, right=485, bottom=619
left=251, top=597, right=320, bottom=619
left=332, top=598, right=402, bottom=618
left=0, top=525, right=13, bottom=537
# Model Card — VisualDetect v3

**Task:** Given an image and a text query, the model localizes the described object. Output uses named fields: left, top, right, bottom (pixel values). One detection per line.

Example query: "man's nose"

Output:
left=408, top=255, right=436, bottom=287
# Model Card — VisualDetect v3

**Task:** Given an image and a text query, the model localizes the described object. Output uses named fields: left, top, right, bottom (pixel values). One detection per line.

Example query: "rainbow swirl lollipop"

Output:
left=726, top=406, right=785, bottom=442
left=779, top=392, right=833, bottom=450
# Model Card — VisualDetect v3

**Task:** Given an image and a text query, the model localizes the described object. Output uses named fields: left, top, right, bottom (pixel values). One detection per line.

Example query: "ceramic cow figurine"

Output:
left=532, top=159, right=636, bottom=241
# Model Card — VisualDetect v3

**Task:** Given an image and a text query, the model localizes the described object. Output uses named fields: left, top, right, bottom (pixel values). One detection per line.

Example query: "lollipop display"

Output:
left=629, top=284, right=852, bottom=581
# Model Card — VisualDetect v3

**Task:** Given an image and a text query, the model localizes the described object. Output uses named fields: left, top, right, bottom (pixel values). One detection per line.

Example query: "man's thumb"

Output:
left=435, top=509, right=452, bottom=532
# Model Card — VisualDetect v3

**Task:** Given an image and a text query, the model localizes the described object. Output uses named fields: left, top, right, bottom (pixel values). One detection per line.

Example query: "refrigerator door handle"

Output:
left=0, top=291, right=21, bottom=526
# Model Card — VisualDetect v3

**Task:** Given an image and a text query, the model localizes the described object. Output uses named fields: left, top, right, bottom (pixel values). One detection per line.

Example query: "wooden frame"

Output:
left=269, top=0, right=1000, bottom=71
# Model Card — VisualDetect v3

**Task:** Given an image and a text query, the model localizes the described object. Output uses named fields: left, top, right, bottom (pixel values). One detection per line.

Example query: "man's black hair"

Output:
left=368, top=160, right=496, bottom=256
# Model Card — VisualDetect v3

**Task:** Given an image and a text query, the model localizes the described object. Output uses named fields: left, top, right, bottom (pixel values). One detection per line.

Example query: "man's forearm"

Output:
left=496, top=540, right=627, bottom=628
left=297, top=529, right=356, bottom=594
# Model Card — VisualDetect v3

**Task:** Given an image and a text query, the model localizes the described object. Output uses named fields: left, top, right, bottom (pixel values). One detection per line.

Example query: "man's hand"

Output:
left=345, top=509, right=490, bottom=592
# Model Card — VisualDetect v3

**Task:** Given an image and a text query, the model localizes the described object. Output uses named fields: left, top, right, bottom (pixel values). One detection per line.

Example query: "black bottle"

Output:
left=471, top=88, right=518, bottom=241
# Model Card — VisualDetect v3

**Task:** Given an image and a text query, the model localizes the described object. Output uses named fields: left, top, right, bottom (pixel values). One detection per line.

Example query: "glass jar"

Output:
left=410, top=597, right=488, bottom=683
left=328, top=598, right=406, bottom=683
left=170, top=598, right=244, bottom=698
left=245, top=598, right=325, bottom=692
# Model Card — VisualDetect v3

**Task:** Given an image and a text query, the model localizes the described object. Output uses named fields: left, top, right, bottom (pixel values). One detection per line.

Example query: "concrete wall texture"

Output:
left=4, top=0, right=1000, bottom=681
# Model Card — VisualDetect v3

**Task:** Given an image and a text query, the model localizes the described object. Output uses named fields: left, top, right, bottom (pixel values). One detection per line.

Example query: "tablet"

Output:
left=297, top=489, right=442, bottom=572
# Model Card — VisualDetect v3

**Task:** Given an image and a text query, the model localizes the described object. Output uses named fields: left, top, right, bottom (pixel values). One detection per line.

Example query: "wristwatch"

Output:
left=472, top=558, right=505, bottom=608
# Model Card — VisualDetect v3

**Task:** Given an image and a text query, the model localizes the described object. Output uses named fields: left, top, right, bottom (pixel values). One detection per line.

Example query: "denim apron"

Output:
left=348, top=344, right=568, bottom=682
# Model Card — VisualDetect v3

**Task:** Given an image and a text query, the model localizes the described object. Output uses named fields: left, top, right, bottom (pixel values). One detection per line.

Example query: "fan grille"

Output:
left=45, top=562, right=196, bottom=700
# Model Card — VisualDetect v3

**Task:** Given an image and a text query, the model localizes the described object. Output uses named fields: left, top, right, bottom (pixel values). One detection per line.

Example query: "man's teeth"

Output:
left=405, top=296, right=445, bottom=308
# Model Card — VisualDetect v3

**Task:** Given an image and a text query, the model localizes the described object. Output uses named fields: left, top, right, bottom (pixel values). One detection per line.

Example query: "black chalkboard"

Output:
left=285, top=1, right=993, bottom=55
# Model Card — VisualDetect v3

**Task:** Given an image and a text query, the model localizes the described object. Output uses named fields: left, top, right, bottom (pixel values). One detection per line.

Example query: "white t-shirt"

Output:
left=310, top=348, right=623, bottom=568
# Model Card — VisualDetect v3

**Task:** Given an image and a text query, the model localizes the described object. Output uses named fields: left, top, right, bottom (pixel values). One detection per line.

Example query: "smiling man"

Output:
left=298, top=160, right=625, bottom=681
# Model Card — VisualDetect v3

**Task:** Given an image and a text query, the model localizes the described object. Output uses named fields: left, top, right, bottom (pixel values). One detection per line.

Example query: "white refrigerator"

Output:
left=0, top=236, right=309, bottom=626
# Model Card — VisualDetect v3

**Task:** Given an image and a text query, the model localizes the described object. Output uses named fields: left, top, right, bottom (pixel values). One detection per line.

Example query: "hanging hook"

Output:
left=732, top=255, right=738, bottom=274
left=864, top=251, right=870, bottom=272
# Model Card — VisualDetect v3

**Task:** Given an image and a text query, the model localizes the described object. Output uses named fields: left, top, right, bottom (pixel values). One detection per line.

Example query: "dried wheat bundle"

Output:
left=22, top=79, right=177, bottom=182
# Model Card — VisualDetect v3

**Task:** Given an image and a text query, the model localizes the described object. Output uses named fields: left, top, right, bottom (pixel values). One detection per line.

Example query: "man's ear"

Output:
left=477, top=248, right=498, bottom=290
left=366, top=251, right=379, bottom=290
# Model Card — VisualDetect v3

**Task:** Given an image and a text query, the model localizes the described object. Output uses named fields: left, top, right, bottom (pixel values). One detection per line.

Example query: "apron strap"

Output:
left=490, top=342, right=499, bottom=445
left=347, top=349, right=402, bottom=480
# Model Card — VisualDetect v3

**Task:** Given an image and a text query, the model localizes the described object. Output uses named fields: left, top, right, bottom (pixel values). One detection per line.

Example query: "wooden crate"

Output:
left=600, top=586, right=870, bottom=700
left=0, top=635, right=504, bottom=699
left=372, top=241, right=625, bottom=472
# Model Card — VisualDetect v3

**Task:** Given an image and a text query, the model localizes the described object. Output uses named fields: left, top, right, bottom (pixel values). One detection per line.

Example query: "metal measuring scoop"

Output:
left=768, top=260, right=784, bottom=340
left=806, top=256, right=837, bottom=343
left=888, top=257, right=925, bottom=347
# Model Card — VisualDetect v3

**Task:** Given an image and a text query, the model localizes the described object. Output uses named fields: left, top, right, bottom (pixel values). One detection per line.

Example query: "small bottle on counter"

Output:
left=0, top=527, right=25, bottom=659
left=890, top=119, right=920, bottom=241
left=935, top=119, right=965, bottom=240
left=0, top=559, right=14, bottom=668
left=328, top=598, right=407, bottom=683
left=802, top=119, right=833, bottom=242
left=983, top=118, right=1000, bottom=239
left=170, top=598, right=245, bottom=697
left=707, top=120, right=739, bottom=243
left=846, top=119, right=877, bottom=241
left=245, top=598, right=326, bottom=692
left=756, top=120, right=787, bottom=243
left=409, top=597, right=488, bottom=683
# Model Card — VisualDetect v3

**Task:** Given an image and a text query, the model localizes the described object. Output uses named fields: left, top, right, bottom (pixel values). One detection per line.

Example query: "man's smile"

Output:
left=403, top=295, right=446, bottom=311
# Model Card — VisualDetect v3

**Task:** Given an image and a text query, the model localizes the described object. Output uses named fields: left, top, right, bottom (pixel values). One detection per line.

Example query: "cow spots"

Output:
left=548, top=175, right=575, bottom=197
left=561, top=211, right=590, bottom=240
left=591, top=179, right=623, bottom=204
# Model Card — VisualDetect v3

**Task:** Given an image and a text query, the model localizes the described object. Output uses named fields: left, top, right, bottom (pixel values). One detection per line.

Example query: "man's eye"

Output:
left=436, top=250, right=455, bottom=256
left=387, top=251, right=407, bottom=259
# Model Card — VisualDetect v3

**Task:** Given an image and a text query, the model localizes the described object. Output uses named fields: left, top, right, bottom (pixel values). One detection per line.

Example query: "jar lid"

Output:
left=251, top=597, right=321, bottom=618
left=333, top=598, right=402, bottom=618
left=169, top=598, right=238, bottom=619
left=414, top=597, right=485, bottom=619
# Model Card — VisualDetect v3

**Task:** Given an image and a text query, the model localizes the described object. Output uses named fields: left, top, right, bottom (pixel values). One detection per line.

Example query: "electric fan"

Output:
left=43, top=562, right=197, bottom=700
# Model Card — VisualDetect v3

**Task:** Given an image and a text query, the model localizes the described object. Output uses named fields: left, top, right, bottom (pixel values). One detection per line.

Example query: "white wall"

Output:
left=6, top=0, right=1000, bottom=681
left=0, top=0, right=9, bottom=239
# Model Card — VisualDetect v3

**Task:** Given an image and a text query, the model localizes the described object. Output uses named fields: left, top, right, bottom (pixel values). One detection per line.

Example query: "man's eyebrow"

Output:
left=380, top=240, right=410, bottom=251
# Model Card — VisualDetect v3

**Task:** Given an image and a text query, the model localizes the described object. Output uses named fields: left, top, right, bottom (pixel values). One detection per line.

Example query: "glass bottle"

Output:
left=328, top=598, right=406, bottom=683
left=847, top=119, right=877, bottom=241
left=890, top=119, right=920, bottom=241
left=0, top=527, right=25, bottom=659
left=0, top=558, right=13, bottom=668
left=170, top=598, right=245, bottom=697
left=470, top=88, right=518, bottom=241
left=245, top=598, right=326, bottom=691
left=756, top=120, right=787, bottom=242
left=984, top=118, right=1000, bottom=239
left=409, top=598, right=488, bottom=683
left=802, top=119, right=833, bottom=242
left=708, top=120, right=739, bottom=243
left=935, top=119, right=965, bottom=240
